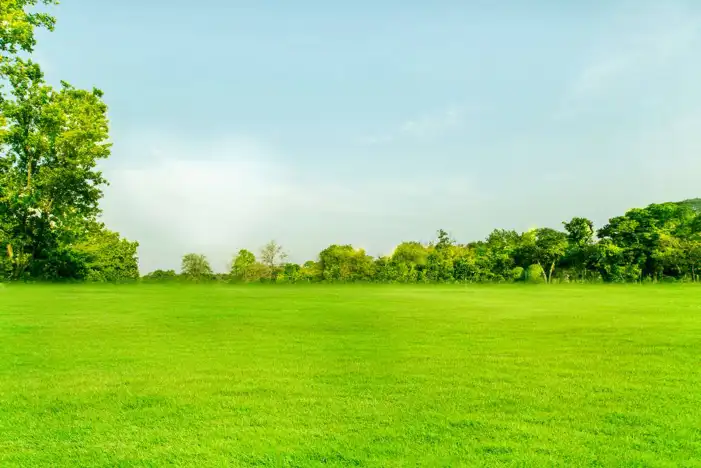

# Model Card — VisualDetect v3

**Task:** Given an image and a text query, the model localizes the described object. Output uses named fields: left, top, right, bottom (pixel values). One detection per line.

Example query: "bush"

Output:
left=510, top=266, right=525, bottom=282
left=143, top=269, right=178, bottom=282
left=525, top=264, right=546, bottom=284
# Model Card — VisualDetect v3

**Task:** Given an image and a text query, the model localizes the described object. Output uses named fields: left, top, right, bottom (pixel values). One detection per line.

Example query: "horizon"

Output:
left=34, top=0, right=701, bottom=273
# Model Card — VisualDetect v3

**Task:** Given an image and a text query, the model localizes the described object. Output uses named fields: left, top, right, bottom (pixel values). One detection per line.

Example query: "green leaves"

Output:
left=181, top=254, right=213, bottom=281
left=74, top=227, right=139, bottom=282
left=0, top=60, right=112, bottom=278
left=0, top=0, right=57, bottom=55
left=230, top=249, right=265, bottom=283
left=319, top=244, right=375, bottom=282
left=0, top=2, right=120, bottom=281
left=596, top=202, right=701, bottom=281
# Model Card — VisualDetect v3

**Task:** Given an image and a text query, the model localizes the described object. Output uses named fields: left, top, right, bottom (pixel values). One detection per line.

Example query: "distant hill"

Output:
left=679, top=198, right=701, bottom=211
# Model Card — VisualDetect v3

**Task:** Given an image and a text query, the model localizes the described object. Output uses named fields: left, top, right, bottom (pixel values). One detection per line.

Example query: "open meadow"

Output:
left=1, top=284, right=700, bottom=467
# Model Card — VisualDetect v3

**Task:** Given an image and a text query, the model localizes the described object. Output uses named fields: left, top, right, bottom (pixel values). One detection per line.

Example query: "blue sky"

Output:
left=35, top=0, right=701, bottom=272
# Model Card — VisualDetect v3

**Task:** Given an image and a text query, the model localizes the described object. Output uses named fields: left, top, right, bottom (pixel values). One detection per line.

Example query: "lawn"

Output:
left=1, top=284, right=700, bottom=467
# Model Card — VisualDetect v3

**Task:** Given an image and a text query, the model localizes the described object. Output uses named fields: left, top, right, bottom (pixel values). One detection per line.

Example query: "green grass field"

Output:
left=1, top=285, right=700, bottom=467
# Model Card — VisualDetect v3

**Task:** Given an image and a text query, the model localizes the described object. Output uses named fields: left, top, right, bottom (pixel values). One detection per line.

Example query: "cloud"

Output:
left=359, top=106, right=465, bottom=145
left=100, top=134, right=483, bottom=272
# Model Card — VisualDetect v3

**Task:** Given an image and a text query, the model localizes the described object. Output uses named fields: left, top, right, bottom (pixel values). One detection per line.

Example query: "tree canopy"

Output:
left=1, top=0, right=137, bottom=282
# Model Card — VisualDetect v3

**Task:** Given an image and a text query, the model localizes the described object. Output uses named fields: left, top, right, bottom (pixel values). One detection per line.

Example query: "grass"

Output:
left=1, top=284, right=700, bottom=467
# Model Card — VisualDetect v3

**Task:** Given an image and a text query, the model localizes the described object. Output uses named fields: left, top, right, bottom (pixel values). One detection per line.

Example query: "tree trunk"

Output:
left=537, top=261, right=548, bottom=283
left=549, top=262, right=556, bottom=284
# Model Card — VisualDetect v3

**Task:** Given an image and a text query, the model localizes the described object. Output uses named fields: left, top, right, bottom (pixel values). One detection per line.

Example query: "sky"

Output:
left=34, top=0, right=701, bottom=272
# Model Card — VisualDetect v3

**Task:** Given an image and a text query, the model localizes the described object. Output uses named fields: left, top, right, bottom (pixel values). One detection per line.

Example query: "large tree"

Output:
left=520, top=228, right=568, bottom=283
left=563, top=217, right=597, bottom=281
left=391, top=241, right=428, bottom=282
left=259, top=240, right=287, bottom=280
left=230, top=249, right=268, bottom=283
left=1, top=62, right=111, bottom=278
left=181, top=254, right=213, bottom=282
left=1, top=0, right=121, bottom=280
left=318, top=244, right=374, bottom=282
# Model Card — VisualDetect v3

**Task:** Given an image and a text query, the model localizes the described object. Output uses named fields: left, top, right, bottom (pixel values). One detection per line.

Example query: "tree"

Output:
left=241, top=262, right=270, bottom=283
left=0, top=1, right=57, bottom=59
left=0, top=1, right=136, bottom=283
left=298, top=260, right=321, bottom=282
left=598, top=203, right=699, bottom=281
left=651, top=233, right=687, bottom=280
left=522, top=228, right=568, bottom=283
left=180, top=253, right=213, bottom=282
left=391, top=241, right=428, bottom=282
left=259, top=240, right=287, bottom=279
left=563, top=217, right=596, bottom=281
left=373, top=256, right=399, bottom=283
left=453, top=248, right=479, bottom=282
left=435, top=229, right=454, bottom=251
left=278, top=263, right=301, bottom=283
left=1, top=2, right=114, bottom=280
left=688, top=240, right=701, bottom=282
left=564, top=217, right=594, bottom=247
left=230, top=249, right=257, bottom=282
left=230, top=249, right=269, bottom=283
left=318, top=244, right=375, bottom=282
left=74, top=226, right=139, bottom=282
left=484, top=229, right=521, bottom=281
left=425, top=230, right=456, bottom=282
left=681, top=198, right=701, bottom=212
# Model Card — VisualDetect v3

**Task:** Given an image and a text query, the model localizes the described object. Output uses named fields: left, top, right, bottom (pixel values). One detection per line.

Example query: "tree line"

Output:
left=2, top=3, right=700, bottom=285
left=143, top=198, right=700, bottom=284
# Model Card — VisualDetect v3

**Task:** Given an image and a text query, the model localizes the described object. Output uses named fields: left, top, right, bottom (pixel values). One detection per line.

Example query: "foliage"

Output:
left=74, top=227, right=139, bottom=282
left=680, top=198, right=701, bottom=212
left=230, top=249, right=260, bottom=282
left=531, top=228, right=568, bottom=283
left=318, top=244, right=375, bottom=282
left=275, top=198, right=698, bottom=284
left=208, top=199, right=699, bottom=285
left=0, top=0, right=140, bottom=282
left=1, top=60, right=111, bottom=278
left=259, top=240, right=287, bottom=280
left=142, top=269, right=178, bottom=282
left=525, top=264, right=546, bottom=283
left=0, top=0, right=57, bottom=57
left=180, top=253, right=213, bottom=282
left=298, top=260, right=321, bottom=282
